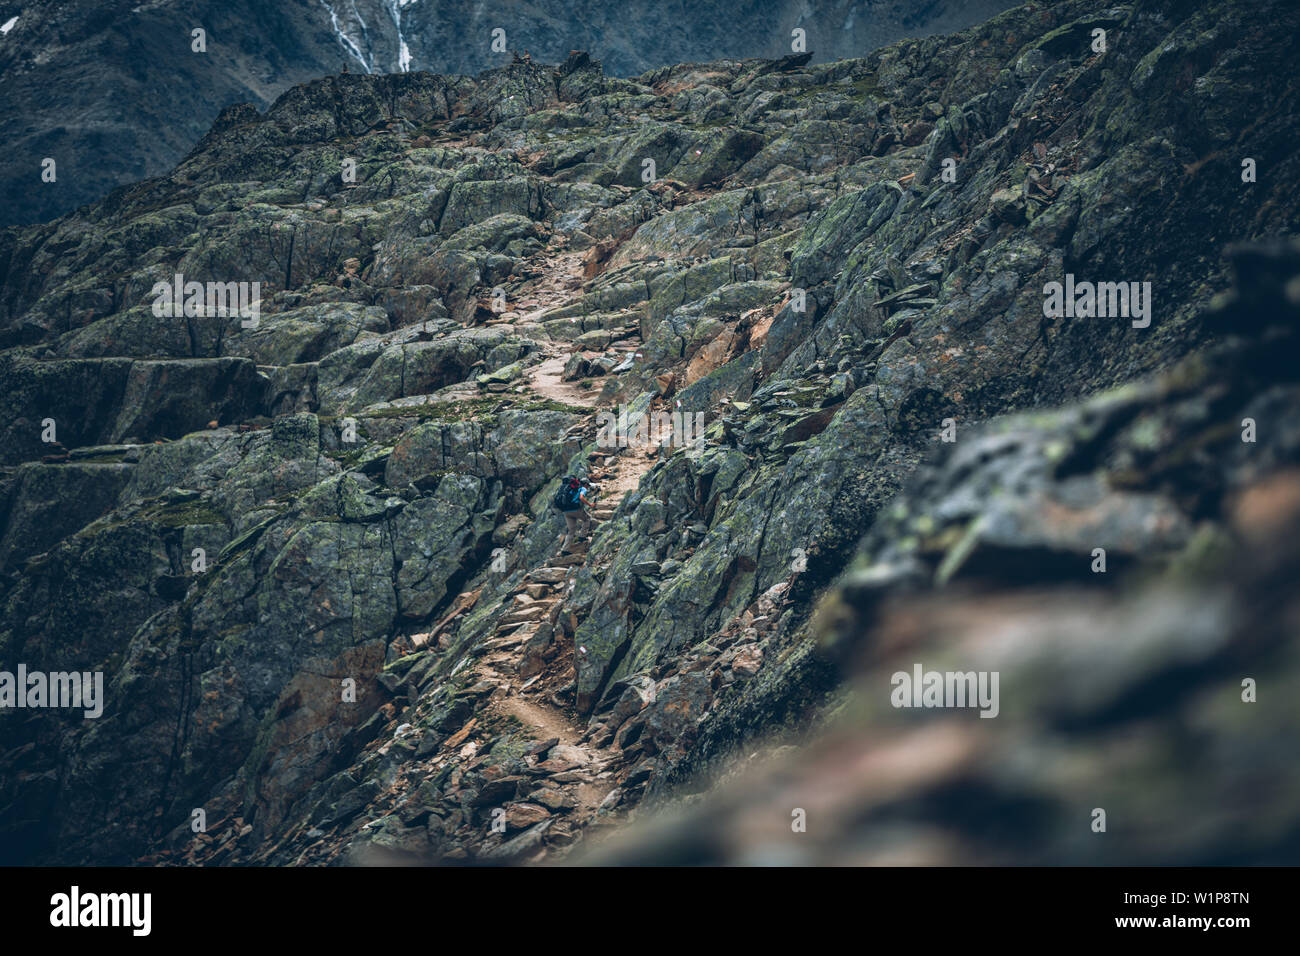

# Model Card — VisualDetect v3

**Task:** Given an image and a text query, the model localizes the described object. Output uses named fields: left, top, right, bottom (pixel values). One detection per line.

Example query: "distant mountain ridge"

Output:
left=0, top=0, right=1015, bottom=226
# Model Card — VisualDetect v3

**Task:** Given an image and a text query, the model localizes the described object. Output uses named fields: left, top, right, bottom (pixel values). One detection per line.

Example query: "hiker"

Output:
left=553, top=475, right=593, bottom=553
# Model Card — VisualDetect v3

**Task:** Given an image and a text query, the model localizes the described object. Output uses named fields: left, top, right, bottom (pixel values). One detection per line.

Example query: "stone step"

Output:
left=499, top=606, right=549, bottom=626
left=528, top=568, right=569, bottom=584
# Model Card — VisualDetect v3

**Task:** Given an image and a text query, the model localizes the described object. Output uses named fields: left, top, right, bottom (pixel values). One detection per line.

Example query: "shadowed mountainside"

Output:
left=1, top=0, right=1298, bottom=864
left=0, top=0, right=1014, bottom=226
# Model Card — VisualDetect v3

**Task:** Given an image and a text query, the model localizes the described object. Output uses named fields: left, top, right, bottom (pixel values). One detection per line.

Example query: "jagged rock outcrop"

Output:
left=1, top=0, right=1298, bottom=865
left=583, top=241, right=1300, bottom=864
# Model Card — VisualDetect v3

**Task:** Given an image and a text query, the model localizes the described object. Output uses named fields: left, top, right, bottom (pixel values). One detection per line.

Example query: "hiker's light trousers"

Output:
left=562, top=509, right=591, bottom=550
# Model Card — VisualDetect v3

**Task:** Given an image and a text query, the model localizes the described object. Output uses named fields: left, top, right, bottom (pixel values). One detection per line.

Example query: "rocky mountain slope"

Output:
left=0, top=0, right=1014, bottom=226
left=2, top=0, right=1299, bottom=865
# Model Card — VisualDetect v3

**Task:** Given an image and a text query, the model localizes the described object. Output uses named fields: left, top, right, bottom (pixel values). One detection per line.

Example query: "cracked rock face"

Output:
left=2, top=0, right=1299, bottom=865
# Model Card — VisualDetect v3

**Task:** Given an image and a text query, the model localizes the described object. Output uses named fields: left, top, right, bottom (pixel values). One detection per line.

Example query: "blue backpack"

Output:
left=552, top=476, right=583, bottom=511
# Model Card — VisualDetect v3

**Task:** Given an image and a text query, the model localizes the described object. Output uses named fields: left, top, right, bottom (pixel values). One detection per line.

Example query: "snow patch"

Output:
left=386, top=0, right=411, bottom=72
left=319, top=0, right=373, bottom=73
